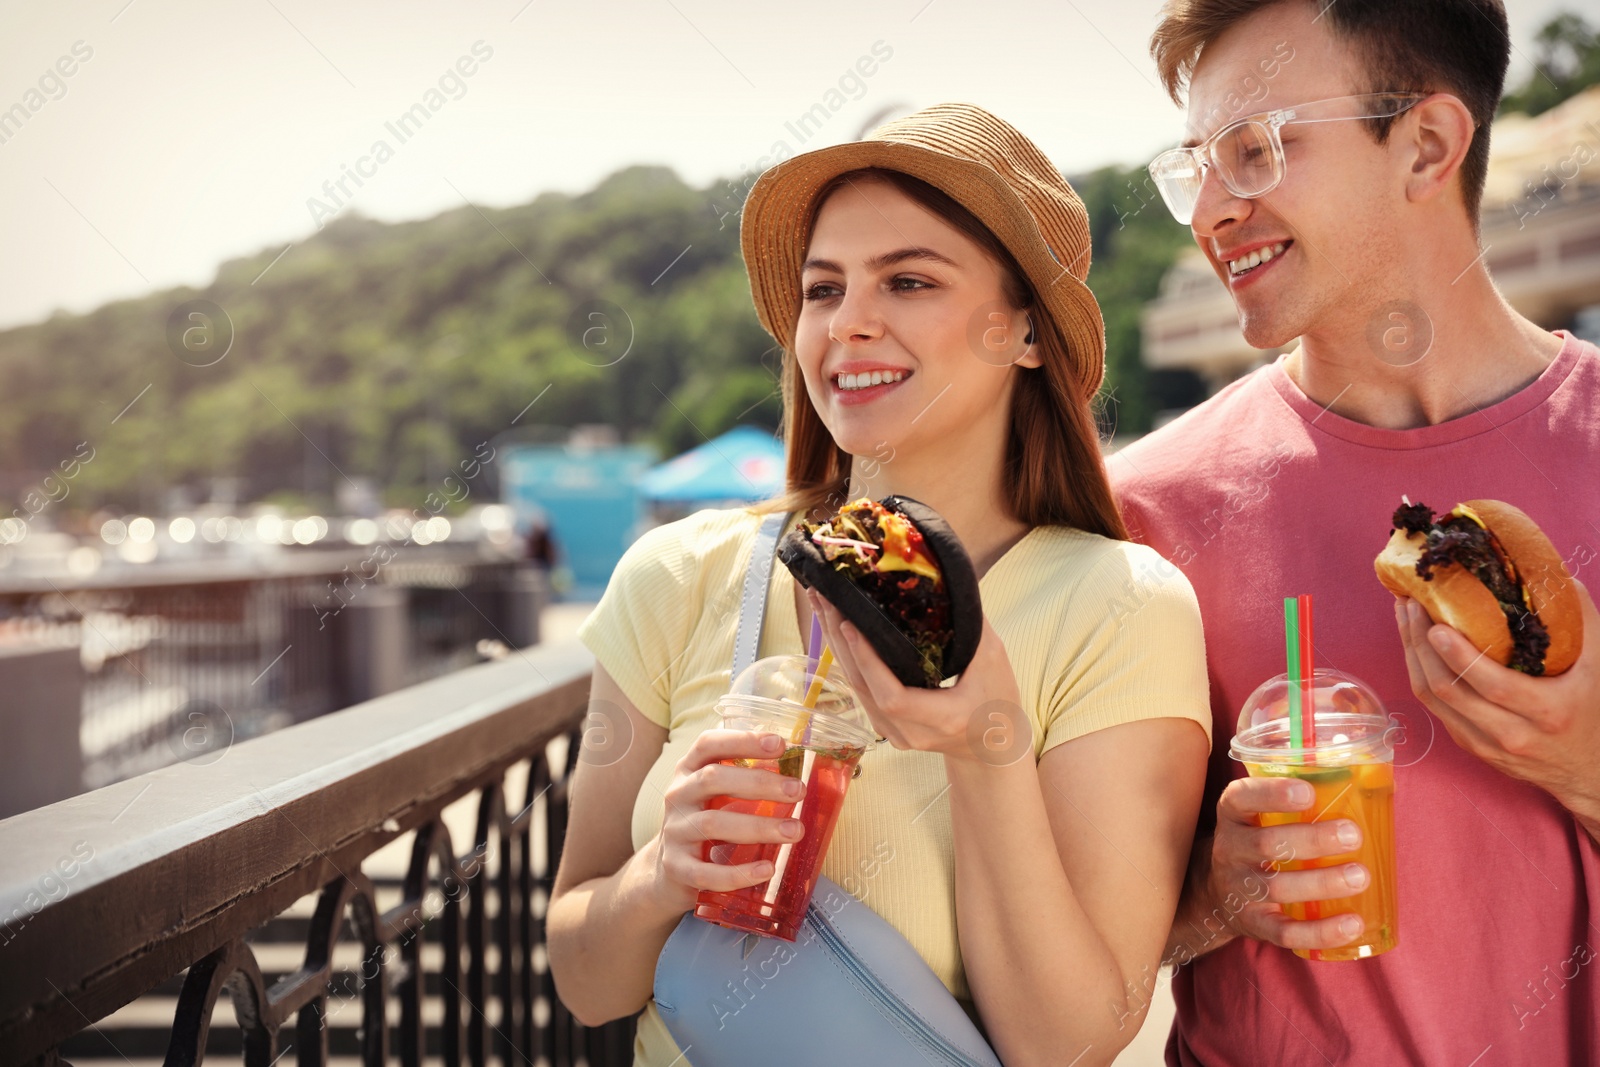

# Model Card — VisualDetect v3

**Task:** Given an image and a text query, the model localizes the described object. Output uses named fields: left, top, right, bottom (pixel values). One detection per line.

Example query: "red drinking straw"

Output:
left=1297, top=592, right=1323, bottom=958
left=1298, top=593, right=1316, bottom=750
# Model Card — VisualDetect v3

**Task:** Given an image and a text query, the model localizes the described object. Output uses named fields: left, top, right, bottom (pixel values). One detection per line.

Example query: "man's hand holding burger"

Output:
left=1395, top=582, right=1600, bottom=843
left=1381, top=499, right=1600, bottom=844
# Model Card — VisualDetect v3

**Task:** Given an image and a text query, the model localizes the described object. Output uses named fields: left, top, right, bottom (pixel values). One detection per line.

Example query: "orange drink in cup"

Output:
left=1231, top=667, right=1399, bottom=961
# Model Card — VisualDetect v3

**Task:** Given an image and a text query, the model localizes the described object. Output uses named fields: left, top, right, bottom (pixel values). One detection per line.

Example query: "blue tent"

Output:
left=638, top=425, right=785, bottom=502
left=502, top=443, right=656, bottom=600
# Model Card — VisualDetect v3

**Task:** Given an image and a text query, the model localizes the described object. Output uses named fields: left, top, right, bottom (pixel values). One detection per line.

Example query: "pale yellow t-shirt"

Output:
left=574, top=507, right=1211, bottom=1067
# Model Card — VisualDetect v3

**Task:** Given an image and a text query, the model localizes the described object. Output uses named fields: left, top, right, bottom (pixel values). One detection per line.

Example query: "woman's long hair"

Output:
left=750, top=168, right=1128, bottom=542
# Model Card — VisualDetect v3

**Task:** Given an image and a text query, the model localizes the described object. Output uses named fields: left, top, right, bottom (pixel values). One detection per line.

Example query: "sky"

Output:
left=0, top=0, right=1574, bottom=329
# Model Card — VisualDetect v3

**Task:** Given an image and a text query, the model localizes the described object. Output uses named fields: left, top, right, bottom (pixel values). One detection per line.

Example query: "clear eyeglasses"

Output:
left=1148, top=92, right=1428, bottom=225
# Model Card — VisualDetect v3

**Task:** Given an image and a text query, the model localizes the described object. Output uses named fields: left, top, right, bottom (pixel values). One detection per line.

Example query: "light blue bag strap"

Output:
left=732, top=511, right=792, bottom=680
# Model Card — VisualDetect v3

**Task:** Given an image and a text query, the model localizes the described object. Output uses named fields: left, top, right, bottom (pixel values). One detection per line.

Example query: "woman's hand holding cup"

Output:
left=651, top=728, right=806, bottom=912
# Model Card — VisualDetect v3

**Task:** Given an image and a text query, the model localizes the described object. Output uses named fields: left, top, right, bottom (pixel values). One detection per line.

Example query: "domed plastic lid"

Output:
left=1231, top=668, right=1391, bottom=763
left=719, top=654, right=876, bottom=750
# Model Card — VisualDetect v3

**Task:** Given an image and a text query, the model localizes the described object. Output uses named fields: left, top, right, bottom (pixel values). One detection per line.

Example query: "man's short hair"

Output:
left=1150, top=0, right=1511, bottom=222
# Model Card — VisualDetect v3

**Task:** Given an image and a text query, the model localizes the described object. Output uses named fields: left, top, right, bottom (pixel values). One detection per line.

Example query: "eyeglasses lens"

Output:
left=1150, top=119, right=1286, bottom=225
left=1151, top=154, right=1203, bottom=226
left=1215, top=121, right=1281, bottom=198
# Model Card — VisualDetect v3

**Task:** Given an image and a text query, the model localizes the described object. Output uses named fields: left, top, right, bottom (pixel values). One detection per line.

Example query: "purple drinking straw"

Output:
left=803, top=614, right=823, bottom=746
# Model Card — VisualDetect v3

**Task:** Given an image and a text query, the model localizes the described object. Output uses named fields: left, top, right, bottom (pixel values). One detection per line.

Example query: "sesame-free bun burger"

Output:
left=1374, top=498, right=1582, bottom=676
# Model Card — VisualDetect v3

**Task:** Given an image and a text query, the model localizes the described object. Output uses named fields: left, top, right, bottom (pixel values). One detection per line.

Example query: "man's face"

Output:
left=1184, top=1, right=1408, bottom=349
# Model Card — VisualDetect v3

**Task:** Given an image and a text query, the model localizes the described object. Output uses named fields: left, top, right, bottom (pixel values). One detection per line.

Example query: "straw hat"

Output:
left=740, top=102, right=1105, bottom=400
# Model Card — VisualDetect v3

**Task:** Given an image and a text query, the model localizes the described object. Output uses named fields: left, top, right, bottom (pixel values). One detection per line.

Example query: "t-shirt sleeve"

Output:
left=1113, top=481, right=1152, bottom=547
left=1040, top=545, right=1212, bottom=756
left=575, top=522, right=698, bottom=730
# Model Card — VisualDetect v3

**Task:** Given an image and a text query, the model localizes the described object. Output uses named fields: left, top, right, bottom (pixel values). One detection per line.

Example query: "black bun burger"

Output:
left=778, top=495, right=981, bottom=688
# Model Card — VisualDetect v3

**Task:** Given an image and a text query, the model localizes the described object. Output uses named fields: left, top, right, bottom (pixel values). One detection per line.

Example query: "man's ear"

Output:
left=1403, top=93, right=1476, bottom=209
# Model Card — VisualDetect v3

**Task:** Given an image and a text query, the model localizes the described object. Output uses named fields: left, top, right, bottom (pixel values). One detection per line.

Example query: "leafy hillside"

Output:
left=0, top=162, right=1189, bottom=514
left=1500, top=12, right=1600, bottom=117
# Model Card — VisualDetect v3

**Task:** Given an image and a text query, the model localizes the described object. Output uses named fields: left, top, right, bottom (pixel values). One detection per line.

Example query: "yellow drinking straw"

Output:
left=793, top=646, right=834, bottom=742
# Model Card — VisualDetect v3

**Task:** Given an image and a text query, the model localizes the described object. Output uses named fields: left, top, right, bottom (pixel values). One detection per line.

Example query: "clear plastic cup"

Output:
left=1230, top=668, right=1399, bottom=961
left=694, top=654, right=878, bottom=941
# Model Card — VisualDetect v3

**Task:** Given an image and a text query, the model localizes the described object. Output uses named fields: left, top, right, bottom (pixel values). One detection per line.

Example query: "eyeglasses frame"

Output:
left=1148, top=91, right=1433, bottom=225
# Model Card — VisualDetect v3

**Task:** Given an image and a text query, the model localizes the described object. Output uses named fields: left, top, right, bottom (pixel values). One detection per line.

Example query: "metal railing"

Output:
left=0, top=547, right=541, bottom=793
left=0, top=642, right=634, bottom=1066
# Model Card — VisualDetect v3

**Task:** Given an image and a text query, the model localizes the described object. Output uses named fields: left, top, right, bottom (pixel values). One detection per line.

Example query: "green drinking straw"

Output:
left=1284, top=597, right=1303, bottom=753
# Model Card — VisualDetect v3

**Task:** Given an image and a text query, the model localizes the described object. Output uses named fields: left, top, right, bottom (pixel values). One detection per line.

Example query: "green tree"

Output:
left=1073, top=164, right=1195, bottom=436
left=1501, top=12, right=1600, bottom=116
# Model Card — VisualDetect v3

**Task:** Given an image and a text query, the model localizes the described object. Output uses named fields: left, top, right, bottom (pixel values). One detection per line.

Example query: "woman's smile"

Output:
left=828, top=362, right=914, bottom=407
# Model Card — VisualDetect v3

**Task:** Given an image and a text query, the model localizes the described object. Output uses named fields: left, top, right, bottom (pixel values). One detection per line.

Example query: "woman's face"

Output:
left=794, top=178, right=1039, bottom=464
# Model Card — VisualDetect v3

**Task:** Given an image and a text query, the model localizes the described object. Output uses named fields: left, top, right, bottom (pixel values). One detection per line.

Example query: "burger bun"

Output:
left=1373, top=499, right=1582, bottom=675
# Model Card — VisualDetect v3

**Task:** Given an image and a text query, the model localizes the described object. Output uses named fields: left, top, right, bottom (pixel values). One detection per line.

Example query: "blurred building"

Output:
left=1141, top=86, right=1600, bottom=400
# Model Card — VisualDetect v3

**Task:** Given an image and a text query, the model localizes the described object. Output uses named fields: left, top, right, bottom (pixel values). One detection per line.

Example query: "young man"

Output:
left=1109, top=1, right=1600, bottom=1063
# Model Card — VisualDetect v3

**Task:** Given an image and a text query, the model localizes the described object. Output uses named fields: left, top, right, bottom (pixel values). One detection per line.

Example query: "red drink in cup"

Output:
left=695, top=654, right=876, bottom=941
left=695, top=743, right=864, bottom=940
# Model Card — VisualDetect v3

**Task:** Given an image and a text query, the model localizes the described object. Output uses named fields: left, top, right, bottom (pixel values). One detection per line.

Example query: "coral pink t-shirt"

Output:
left=1109, top=332, right=1600, bottom=1066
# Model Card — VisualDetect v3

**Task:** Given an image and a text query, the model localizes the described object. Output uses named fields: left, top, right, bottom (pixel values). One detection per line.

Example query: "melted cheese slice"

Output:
left=874, top=512, right=940, bottom=581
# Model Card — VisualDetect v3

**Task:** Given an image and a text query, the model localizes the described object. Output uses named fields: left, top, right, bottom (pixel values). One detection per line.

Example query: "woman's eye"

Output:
left=803, top=282, right=840, bottom=301
left=890, top=276, right=932, bottom=292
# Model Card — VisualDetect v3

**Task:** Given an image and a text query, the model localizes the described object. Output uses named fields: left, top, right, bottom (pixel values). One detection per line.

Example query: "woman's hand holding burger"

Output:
left=783, top=495, right=1033, bottom=763
left=807, top=590, right=1029, bottom=762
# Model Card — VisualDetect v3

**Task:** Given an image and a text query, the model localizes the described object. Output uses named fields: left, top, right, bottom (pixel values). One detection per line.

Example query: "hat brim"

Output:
left=740, top=139, right=1106, bottom=400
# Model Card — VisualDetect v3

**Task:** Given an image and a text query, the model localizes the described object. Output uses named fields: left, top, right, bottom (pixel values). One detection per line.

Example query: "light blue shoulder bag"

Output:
left=651, top=511, right=1004, bottom=1067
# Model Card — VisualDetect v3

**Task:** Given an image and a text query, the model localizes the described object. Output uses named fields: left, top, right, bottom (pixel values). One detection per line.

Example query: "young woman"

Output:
left=548, top=103, right=1210, bottom=1067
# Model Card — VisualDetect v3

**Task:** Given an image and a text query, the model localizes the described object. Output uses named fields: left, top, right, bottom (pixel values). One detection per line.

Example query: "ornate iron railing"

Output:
left=0, top=641, right=634, bottom=1066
